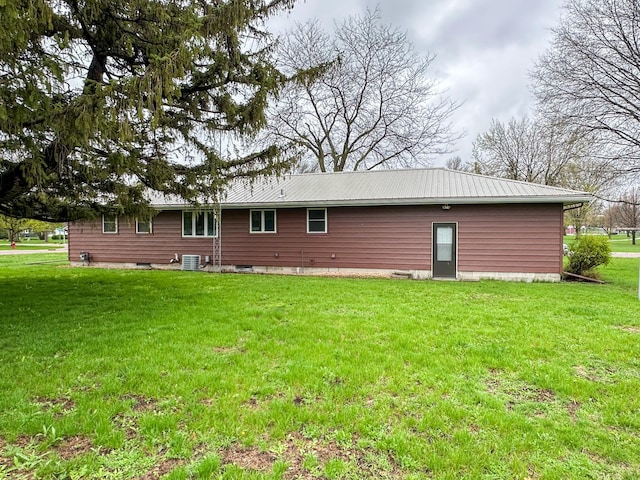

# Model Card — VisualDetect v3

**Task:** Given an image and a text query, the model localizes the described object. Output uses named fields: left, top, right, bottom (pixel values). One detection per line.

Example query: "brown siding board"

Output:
left=221, top=206, right=430, bottom=270
left=70, top=203, right=564, bottom=275
left=69, top=211, right=217, bottom=265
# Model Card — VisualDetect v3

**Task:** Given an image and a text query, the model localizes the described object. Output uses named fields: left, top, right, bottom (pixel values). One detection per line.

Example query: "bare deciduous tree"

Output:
left=532, top=0, right=640, bottom=170
left=445, top=156, right=470, bottom=172
left=269, top=9, right=459, bottom=172
left=472, top=116, right=611, bottom=190
left=611, top=188, right=640, bottom=244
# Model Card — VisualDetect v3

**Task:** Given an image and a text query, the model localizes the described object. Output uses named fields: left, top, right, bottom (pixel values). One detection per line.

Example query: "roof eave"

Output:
left=153, top=195, right=593, bottom=209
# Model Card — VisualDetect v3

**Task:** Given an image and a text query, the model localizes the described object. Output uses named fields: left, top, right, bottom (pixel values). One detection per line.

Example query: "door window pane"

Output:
left=436, top=226, right=453, bottom=262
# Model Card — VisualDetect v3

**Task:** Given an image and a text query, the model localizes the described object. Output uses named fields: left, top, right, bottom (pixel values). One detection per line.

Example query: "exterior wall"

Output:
left=222, top=204, right=563, bottom=275
left=221, top=206, right=430, bottom=271
left=68, top=211, right=217, bottom=265
left=69, top=203, right=564, bottom=279
left=455, top=204, right=563, bottom=274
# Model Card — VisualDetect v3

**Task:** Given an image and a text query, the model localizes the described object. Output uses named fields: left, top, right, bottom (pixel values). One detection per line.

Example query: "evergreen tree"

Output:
left=0, top=0, right=296, bottom=221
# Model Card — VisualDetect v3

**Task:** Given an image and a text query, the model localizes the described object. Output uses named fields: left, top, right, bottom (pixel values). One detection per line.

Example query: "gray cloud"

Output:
left=271, top=0, right=565, bottom=164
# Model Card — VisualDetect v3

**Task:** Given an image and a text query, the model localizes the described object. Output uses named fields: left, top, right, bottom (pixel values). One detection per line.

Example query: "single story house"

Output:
left=68, top=168, right=592, bottom=281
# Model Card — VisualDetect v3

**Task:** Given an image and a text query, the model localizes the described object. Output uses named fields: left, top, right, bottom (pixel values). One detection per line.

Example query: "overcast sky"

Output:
left=269, top=0, right=566, bottom=166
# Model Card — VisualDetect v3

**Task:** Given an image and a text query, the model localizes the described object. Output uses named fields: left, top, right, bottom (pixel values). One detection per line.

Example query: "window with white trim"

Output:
left=250, top=209, right=276, bottom=233
left=102, top=214, right=118, bottom=234
left=307, top=208, right=327, bottom=233
left=136, top=218, right=152, bottom=234
left=182, top=211, right=217, bottom=237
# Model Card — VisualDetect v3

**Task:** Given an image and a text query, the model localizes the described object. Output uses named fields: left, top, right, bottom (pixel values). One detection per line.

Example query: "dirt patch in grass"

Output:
left=139, top=456, right=186, bottom=480
left=567, top=400, right=581, bottom=421
left=0, top=437, right=11, bottom=471
left=221, top=445, right=277, bottom=472
left=13, top=435, right=34, bottom=449
left=486, top=369, right=557, bottom=412
left=220, top=432, right=400, bottom=478
left=213, top=345, right=245, bottom=354
left=239, top=392, right=288, bottom=410
left=240, top=396, right=266, bottom=410
left=109, top=395, right=162, bottom=442
left=121, top=394, right=159, bottom=412
left=54, top=435, right=95, bottom=461
left=617, top=325, right=640, bottom=334
left=487, top=370, right=588, bottom=423
left=574, top=364, right=617, bottom=384
left=532, top=388, right=555, bottom=403
left=0, top=437, right=40, bottom=479
left=33, top=396, right=76, bottom=417
left=111, top=412, right=140, bottom=441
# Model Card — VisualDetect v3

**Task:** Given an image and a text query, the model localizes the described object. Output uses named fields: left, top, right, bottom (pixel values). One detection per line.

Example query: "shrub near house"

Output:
left=566, top=235, right=611, bottom=277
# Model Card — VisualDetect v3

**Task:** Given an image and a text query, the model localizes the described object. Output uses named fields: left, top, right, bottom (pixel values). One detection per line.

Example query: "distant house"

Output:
left=68, top=168, right=592, bottom=281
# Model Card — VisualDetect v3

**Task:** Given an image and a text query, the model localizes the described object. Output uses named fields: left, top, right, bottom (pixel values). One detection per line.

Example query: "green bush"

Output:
left=567, top=235, right=611, bottom=276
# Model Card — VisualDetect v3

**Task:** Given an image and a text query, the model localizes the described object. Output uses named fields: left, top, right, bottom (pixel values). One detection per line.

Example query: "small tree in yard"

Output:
left=566, top=235, right=611, bottom=278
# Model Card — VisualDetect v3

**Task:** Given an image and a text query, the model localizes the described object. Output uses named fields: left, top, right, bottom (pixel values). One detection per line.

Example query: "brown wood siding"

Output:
left=222, top=203, right=563, bottom=274
left=69, top=211, right=217, bottom=264
left=453, top=204, right=563, bottom=274
left=222, top=206, right=430, bottom=270
left=69, top=203, right=563, bottom=274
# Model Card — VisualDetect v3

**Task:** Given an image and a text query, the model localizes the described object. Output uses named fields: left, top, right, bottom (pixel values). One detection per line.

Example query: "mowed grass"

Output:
left=607, top=235, right=640, bottom=253
left=0, top=243, right=66, bottom=251
left=1, top=254, right=640, bottom=479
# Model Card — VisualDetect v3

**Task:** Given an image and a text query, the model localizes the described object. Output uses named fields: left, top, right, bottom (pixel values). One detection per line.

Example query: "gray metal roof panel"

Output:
left=148, top=168, right=593, bottom=207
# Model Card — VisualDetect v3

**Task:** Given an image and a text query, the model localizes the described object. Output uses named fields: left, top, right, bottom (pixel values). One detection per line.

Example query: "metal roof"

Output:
left=152, top=168, right=593, bottom=208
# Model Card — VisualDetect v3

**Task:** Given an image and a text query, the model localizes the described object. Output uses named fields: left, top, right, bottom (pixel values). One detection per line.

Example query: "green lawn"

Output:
left=607, top=234, right=640, bottom=253
left=1, top=254, right=640, bottom=479
left=0, top=242, right=66, bottom=251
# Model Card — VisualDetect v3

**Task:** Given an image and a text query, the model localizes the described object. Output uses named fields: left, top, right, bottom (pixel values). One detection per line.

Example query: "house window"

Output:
left=182, top=211, right=217, bottom=237
left=307, top=208, right=327, bottom=233
left=136, top=218, right=152, bottom=234
left=250, top=209, right=276, bottom=233
left=103, top=214, right=118, bottom=234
